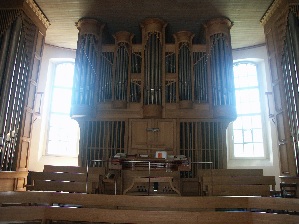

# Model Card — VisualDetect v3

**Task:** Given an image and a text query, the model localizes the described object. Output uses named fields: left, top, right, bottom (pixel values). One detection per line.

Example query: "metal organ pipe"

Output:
left=174, top=31, right=194, bottom=109
left=140, top=18, right=166, bottom=118
left=206, top=18, right=236, bottom=119
left=73, top=18, right=104, bottom=116
left=112, top=31, right=133, bottom=109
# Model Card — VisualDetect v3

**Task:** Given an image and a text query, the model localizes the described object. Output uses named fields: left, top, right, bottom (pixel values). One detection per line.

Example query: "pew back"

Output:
left=0, top=192, right=298, bottom=224
left=27, top=166, right=106, bottom=193
left=199, top=169, right=275, bottom=196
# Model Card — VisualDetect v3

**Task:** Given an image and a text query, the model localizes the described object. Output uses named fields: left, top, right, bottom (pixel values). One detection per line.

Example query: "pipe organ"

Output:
left=72, top=17, right=236, bottom=174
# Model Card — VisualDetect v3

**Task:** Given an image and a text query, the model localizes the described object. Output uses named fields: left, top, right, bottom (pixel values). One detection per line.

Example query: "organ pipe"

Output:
left=141, top=18, right=166, bottom=118
left=206, top=18, right=236, bottom=119
left=72, top=18, right=104, bottom=116
left=194, top=51, right=208, bottom=103
left=112, top=31, right=134, bottom=109
left=174, top=31, right=194, bottom=108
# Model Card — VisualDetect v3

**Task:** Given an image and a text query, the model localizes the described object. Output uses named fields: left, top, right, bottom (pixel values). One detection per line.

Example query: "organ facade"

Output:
left=72, top=17, right=236, bottom=175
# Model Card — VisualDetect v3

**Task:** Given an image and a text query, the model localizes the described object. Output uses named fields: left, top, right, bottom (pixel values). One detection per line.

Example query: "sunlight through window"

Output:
left=232, top=62, right=265, bottom=158
left=47, top=62, right=79, bottom=156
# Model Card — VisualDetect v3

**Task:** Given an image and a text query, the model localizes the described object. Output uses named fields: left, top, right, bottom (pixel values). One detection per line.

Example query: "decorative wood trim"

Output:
left=25, top=0, right=50, bottom=29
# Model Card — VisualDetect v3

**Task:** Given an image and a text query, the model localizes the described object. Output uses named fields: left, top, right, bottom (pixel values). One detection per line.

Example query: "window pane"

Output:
left=243, top=143, right=254, bottom=157
left=234, top=63, right=258, bottom=88
left=240, top=116, right=252, bottom=130
left=232, top=117, right=243, bottom=129
left=51, top=89, right=72, bottom=113
left=253, top=143, right=264, bottom=157
left=49, top=114, right=67, bottom=126
left=234, top=144, right=244, bottom=157
left=54, top=63, right=74, bottom=88
left=233, top=130, right=243, bottom=143
left=236, top=89, right=261, bottom=114
left=252, top=129, right=263, bottom=142
left=243, top=129, right=252, bottom=142
left=251, top=115, right=262, bottom=128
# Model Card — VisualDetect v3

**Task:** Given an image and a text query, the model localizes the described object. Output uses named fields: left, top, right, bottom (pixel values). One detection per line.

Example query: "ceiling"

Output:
left=35, top=0, right=273, bottom=50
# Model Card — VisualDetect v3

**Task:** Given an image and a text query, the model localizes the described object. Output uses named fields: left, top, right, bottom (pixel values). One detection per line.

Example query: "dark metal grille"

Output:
left=282, top=11, right=299, bottom=175
left=180, top=121, right=226, bottom=177
left=79, top=120, right=126, bottom=168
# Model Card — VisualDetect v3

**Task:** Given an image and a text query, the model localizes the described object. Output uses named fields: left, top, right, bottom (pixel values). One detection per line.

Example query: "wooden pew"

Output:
left=27, top=165, right=106, bottom=194
left=0, top=191, right=299, bottom=223
left=199, top=169, right=275, bottom=196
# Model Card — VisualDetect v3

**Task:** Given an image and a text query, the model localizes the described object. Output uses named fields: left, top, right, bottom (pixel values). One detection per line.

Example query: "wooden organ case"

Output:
left=261, top=0, right=299, bottom=176
left=0, top=0, right=49, bottom=190
left=72, top=17, right=236, bottom=188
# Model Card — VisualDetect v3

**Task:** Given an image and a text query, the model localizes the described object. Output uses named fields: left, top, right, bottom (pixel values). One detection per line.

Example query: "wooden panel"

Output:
left=1, top=191, right=299, bottom=211
left=198, top=169, right=263, bottom=177
left=0, top=206, right=298, bottom=224
left=0, top=206, right=45, bottom=222
left=130, top=119, right=176, bottom=153
left=30, top=180, right=89, bottom=193
left=130, top=119, right=150, bottom=149
left=199, top=169, right=273, bottom=196
left=155, top=119, right=176, bottom=150
left=27, top=166, right=101, bottom=193
left=122, top=170, right=180, bottom=195
left=280, top=176, right=299, bottom=197
left=1, top=192, right=299, bottom=224
left=44, top=165, right=86, bottom=173
left=211, top=185, right=271, bottom=197
left=0, top=171, right=28, bottom=191
left=181, top=178, right=200, bottom=196
left=29, top=171, right=86, bottom=182
left=202, top=176, right=275, bottom=186
left=0, top=179, right=14, bottom=191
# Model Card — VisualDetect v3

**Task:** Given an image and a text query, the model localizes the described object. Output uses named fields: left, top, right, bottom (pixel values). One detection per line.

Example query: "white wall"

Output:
left=28, top=45, right=78, bottom=171
left=229, top=45, right=280, bottom=189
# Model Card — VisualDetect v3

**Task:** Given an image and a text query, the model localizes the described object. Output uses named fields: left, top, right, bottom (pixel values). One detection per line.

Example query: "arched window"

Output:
left=230, top=62, right=266, bottom=158
left=46, top=62, right=79, bottom=156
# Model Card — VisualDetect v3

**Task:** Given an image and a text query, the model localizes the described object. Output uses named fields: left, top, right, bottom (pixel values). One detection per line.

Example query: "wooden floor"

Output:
left=0, top=191, right=299, bottom=224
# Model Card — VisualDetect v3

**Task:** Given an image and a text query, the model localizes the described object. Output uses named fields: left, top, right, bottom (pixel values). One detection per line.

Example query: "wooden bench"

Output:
left=27, top=165, right=106, bottom=194
left=0, top=191, right=298, bottom=223
left=199, top=169, right=276, bottom=196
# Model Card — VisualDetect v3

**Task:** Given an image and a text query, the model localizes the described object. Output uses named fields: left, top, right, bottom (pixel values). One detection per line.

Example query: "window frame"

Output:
left=45, top=59, right=79, bottom=157
left=227, top=60, right=270, bottom=161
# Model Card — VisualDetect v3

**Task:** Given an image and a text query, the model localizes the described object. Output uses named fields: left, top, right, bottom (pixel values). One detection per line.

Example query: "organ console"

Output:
left=109, top=154, right=190, bottom=172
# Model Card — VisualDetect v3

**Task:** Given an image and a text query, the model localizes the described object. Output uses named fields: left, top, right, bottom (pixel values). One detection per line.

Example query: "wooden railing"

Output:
left=0, top=191, right=299, bottom=223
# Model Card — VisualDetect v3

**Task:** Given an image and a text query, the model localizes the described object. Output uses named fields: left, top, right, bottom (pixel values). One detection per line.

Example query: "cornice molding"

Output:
left=260, top=0, right=284, bottom=26
left=25, top=0, right=50, bottom=29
